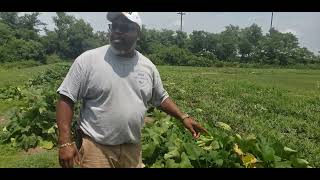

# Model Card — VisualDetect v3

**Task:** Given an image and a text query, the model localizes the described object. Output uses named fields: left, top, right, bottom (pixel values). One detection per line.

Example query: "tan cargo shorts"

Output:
left=78, top=136, right=145, bottom=168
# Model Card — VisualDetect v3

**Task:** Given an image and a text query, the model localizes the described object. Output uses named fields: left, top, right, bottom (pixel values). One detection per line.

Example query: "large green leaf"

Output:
left=260, top=144, right=275, bottom=162
left=143, top=143, right=156, bottom=159
left=180, top=152, right=193, bottom=168
left=196, top=135, right=214, bottom=146
left=38, top=107, right=47, bottom=114
left=283, top=146, right=297, bottom=153
left=210, top=140, right=220, bottom=150
left=165, top=159, right=180, bottom=168
left=208, top=151, right=219, bottom=161
left=2, top=126, right=8, bottom=132
left=47, top=126, right=56, bottom=134
left=164, top=147, right=180, bottom=160
left=39, top=140, right=54, bottom=150
left=292, top=158, right=310, bottom=168
left=150, top=160, right=165, bottom=168
left=183, top=143, right=201, bottom=160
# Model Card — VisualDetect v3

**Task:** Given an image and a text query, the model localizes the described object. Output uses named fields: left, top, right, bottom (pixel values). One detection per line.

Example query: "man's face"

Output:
left=109, top=16, right=139, bottom=53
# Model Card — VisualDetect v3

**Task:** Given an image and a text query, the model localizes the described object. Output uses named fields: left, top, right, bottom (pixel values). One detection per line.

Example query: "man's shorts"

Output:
left=78, top=135, right=145, bottom=168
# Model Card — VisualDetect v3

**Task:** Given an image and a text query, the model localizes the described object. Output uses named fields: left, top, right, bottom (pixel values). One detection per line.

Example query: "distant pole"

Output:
left=177, top=12, right=186, bottom=31
left=270, top=12, right=274, bottom=31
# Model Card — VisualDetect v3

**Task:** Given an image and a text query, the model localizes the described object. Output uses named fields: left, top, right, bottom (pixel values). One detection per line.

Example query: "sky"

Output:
left=30, top=12, right=320, bottom=54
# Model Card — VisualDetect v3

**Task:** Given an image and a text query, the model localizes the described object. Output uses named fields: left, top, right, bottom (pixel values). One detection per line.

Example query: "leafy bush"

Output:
left=214, top=61, right=224, bottom=68
left=1, top=64, right=71, bottom=150
left=0, top=86, right=24, bottom=101
left=0, top=22, right=14, bottom=45
left=45, top=54, right=63, bottom=64
left=187, top=56, right=214, bottom=67
left=2, top=85, right=58, bottom=150
left=0, top=38, right=45, bottom=63
left=148, top=45, right=215, bottom=67
left=142, top=109, right=312, bottom=168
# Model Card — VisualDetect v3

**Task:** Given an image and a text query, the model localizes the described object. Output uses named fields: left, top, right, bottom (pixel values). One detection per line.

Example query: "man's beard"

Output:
left=110, top=39, right=137, bottom=56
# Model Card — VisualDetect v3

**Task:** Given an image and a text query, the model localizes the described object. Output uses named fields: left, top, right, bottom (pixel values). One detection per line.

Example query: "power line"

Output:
left=177, top=12, right=186, bottom=32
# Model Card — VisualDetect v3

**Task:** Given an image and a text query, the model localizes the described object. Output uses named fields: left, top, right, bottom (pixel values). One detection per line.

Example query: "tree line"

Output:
left=137, top=24, right=320, bottom=67
left=0, top=12, right=319, bottom=67
left=0, top=12, right=106, bottom=64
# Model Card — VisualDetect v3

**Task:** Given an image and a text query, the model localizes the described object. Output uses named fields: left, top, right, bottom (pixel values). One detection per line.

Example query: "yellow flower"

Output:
left=233, top=143, right=244, bottom=156
left=241, top=153, right=257, bottom=168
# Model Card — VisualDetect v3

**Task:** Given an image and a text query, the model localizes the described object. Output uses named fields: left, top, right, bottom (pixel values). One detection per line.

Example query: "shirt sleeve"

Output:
left=57, top=54, right=88, bottom=103
left=150, top=67, right=169, bottom=107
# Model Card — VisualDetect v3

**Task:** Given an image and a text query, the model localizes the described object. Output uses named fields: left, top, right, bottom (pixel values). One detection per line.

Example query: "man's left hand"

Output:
left=182, top=117, right=208, bottom=139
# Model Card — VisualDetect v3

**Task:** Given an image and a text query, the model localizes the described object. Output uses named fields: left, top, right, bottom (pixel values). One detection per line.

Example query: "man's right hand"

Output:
left=57, top=95, right=78, bottom=168
left=58, top=144, right=80, bottom=168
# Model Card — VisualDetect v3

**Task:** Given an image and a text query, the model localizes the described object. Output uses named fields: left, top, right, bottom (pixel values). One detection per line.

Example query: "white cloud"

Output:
left=282, top=29, right=299, bottom=36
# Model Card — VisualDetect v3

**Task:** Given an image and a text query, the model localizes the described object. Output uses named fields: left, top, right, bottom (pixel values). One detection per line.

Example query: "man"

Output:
left=56, top=12, right=207, bottom=168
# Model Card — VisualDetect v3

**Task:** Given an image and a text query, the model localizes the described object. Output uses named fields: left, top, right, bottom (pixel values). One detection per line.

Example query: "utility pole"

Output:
left=177, top=12, right=186, bottom=32
left=270, top=12, right=274, bottom=32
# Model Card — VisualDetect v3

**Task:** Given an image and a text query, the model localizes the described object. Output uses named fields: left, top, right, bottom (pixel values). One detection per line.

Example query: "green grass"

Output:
left=0, top=143, right=59, bottom=168
left=0, top=62, right=70, bottom=88
left=0, top=64, right=319, bottom=167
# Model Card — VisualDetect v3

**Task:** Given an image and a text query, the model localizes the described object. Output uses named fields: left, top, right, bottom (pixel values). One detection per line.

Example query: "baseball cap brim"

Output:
left=107, top=12, right=142, bottom=30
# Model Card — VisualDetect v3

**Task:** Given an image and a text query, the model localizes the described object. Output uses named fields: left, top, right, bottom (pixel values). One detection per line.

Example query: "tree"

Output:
left=50, top=12, right=106, bottom=59
left=41, top=27, right=59, bottom=55
left=18, top=12, right=46, bottom=33
left=215, top=25, right=241, bottom=61
left=137, top=27, right=175, bottom=54
left=0, top=12, right=46, bottom=42
left=159, top=29, right=175, bottom=46
left=52, top=12, right=76, bottom=58
left=238, top=24, right=263, bottom=63
left=0, top=12, right=19, bottom=29
left=253, top=28, right=300, bottom=65
left=0, top=12, right=46, bottom=63
left=95, top=31, right=109, bottom=45
left=66, top=19, right=97, bottom=58
left=188, top=30, right=209, bottom=53
left=136, top=25, right=152, bottom=54
left=0, top=22, right=14, bottom=45
left=173, top=31, right=188, bottom=49
left=0, top=38, right=45, bottom=63
left=292, top=47, right=318, bottom=64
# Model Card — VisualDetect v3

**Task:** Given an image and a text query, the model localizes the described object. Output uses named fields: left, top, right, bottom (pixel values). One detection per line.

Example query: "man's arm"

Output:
left=56, top=95, right=74, bottom=145
left=56, top=94, right=79, bottom=168
left=159, top=97, right=208, bottom=139
left=159, top=97, right=185, bottom=121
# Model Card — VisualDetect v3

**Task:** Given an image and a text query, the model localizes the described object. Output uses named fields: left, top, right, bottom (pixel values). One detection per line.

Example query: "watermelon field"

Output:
left=0, top=63, right=319, bottom=168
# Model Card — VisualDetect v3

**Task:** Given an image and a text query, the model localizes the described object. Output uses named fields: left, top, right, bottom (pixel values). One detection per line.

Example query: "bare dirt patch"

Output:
left=22, top=147, right=47, bottom=155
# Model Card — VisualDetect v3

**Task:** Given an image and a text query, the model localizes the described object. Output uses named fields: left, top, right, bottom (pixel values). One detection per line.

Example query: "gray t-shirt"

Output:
left=57, top=45, right=169, bottom=145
